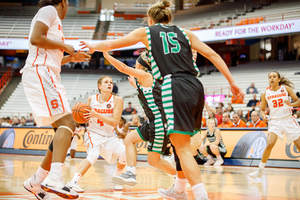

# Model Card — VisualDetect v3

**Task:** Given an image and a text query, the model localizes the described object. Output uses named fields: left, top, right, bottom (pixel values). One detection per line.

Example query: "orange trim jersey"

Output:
left=87, top=94, right=115, bottom=137
left=266, top=85, right=292, bottom=120
left=217, top=121, right=233, bottom=128
left=21, top=5, right=64, bottom=75
left=232, top=120, right=247, bottom=127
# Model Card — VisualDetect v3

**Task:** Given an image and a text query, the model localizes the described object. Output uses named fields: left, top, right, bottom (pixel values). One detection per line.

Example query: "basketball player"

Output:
left=67, top=76, right=127, bottom=192
left=114, top=117, right=129, bottom=143
left=80, top=1, right=243, bottom=199
left=22, top=0, right=90, bottom=199
left=103, top=51, right=176, bottom=186
left=249, top=71, right=300, bottom=178
left=66, top=123, right=85, bottom=160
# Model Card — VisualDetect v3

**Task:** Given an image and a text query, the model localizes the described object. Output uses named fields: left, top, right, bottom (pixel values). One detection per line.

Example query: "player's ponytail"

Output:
left=38, top=0, right=63, bottom=8
left=147, top=0, right=172, bottom=24
left=269, top=71, right=295, bottom=89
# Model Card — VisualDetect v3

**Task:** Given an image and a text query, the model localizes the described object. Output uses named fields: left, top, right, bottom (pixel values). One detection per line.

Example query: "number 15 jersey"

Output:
left=266, top=85, right=292, bottom=120
left=87, top=94, right=115, bottom=137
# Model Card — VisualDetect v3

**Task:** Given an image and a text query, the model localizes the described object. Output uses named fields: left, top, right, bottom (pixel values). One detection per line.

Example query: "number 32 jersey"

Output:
left=266, top=85, right=292, bottom=120
left=87, top=94, right=115, bottom=137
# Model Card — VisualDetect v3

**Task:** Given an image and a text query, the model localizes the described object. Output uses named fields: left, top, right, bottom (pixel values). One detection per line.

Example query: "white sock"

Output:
left=115, top=168, right=123, bottom=176
left=48, top=162, right=64, bottom=180
left=35, top=167, right=49, bottom=184
left=127, top=166, right=136, bottom=175
left=71, top=172, right=82, bottom=184
left=207, top=155, right=213, bottom=160
left=217, top=155, right=222, bottom=160
left=192, top=183, right=208, bottom=199
left=259, top=162, right=266, bottom=170
left=174, top=176, right=187, bottom=193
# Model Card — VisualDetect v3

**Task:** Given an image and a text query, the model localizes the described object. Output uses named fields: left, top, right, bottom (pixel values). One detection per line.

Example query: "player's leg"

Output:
left=293, top=137, right=300, bottom=151
left=249, top=132, right=278, bottom=178
left=209, top=144, right=224, bottom=166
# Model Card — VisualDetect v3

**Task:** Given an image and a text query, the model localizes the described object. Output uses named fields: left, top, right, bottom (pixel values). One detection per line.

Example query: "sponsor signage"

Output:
left=0, top=19, right=299, bottom=50
left=205, top=95, right=225, bottom=105
left=1, top=127, right=299, bottom=160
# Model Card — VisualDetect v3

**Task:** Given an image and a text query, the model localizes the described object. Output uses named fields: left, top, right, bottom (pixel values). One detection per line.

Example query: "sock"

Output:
left=217, top=155, right=222, bottom=160
left=35, top=167, right=49, bottom=184
left=174, top=176, right=187, bottom=193
left=48, top=162, right=64, bottom=180
left=71, top=172, right=82, bottom=184
left=115, top=168, right=123, bottom=176
left=259, top=162, right=266, bottom=170
left=127, top=166, right=136, bottom=175
left=207, top=155, right=213, bottom=160
left=192, top=183, right=208, bottom=199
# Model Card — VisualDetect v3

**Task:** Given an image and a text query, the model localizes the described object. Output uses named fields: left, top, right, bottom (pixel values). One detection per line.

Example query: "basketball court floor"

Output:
left=0, top=154, right=299, bottom=200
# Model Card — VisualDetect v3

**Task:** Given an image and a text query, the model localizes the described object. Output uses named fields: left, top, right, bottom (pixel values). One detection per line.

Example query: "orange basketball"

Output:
left=72, top=102, right=91, bottom=124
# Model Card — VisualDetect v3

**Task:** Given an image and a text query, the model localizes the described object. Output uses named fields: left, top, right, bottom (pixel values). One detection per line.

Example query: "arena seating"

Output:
left=0, top=6, right=98, bottom=39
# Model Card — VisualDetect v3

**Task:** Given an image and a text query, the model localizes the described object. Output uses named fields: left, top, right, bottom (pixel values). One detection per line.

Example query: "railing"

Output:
left=0, top=67, right=12, bottom=94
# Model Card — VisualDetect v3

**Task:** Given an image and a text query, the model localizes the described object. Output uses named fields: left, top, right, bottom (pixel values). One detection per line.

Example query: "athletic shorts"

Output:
left=85, top=131, right=125, bottom=165
left=207, top=145, right=227, bottom=158
left=21, top=65, right=71, bottom=127
left=162, top=74, right=204, bottom=136
left=268, top=116, right=300, bottom=144
left=137, top=120, right=169, bottom=154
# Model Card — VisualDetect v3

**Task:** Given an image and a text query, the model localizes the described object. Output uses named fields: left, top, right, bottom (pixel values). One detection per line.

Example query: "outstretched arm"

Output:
left=284, top=86, right=300, bottom=107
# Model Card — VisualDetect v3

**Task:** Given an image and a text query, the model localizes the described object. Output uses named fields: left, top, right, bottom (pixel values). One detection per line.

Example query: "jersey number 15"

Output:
left=160, top=32, right=181, bottom=54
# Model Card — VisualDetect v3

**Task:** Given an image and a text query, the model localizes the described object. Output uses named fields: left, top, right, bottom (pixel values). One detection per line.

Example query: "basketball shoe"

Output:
left=112, top=171, right=137, bottom=186
left=23, top=174, right=52, bottom=200
left=158, top=185, right=187, bottom=200
left=204, top=158, right=215, bottom=166
left=113, top=183, right=123, bottom=190
left=213, top=158, right=224, bottom=166
left=41, top=176, right=79, bottom=199
left=249, top=168, right=264, bottom=178
left=67, top=182, right=84, bottom=193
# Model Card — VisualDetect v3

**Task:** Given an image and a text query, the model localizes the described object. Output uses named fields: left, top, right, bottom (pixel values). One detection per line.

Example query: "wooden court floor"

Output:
left=0, top=154, right=299, bottom=200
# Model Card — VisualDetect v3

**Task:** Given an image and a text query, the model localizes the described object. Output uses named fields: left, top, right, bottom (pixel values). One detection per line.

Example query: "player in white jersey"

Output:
left=249, top=71, right=300, bottom=179
left=67, top=76, right=126, bottom=192
left=22, top=1, right=90, bottom=199
left=114, top=117, right=129, bottom=143
left=66, top=123, right=85, bottom=160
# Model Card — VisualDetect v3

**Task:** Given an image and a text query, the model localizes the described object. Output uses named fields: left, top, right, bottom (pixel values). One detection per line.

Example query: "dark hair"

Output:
left=147, top=0, right=172, bottom=24
left=38, top=0, right=63, bottom=8
left=121, top=117, right=126, bottom=123
left=268, top=71, right=294, bottom=89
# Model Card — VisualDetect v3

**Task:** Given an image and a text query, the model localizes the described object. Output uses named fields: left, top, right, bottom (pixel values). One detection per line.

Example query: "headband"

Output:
left=137, top=56, right=151, bottom=71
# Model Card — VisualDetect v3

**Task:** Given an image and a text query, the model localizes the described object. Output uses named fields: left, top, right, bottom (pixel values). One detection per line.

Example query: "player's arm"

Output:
left=120, top=123, right=129, bottom=137
left=103, top=52, right=151, bottom=81
left=61, top=51, right=91, bottom=65
left=185, top=29, right=243, bottom=98
left=260, top=92, right=268, bottom=122
left=284, top=86, right=300, bottom=107
left=114, top=127, right=121, bottom=136
left=87, top=96, right=92, bottom=107
left=210, top=129, right=221, bottom=145
left=80, top=28, right=148, bottom=53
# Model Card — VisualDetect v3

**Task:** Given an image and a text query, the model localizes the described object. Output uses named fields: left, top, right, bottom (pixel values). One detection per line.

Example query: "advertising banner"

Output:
left=1, top=19, right=299, bottom=50
left=1, top=127, right=299, bottom=160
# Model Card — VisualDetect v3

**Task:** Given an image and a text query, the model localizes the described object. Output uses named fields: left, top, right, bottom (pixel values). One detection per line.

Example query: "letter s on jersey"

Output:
left=51, top=100, right=58, bottom=109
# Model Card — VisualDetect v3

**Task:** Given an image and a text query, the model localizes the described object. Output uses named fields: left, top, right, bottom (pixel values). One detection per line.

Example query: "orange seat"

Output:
left=116, top=33, right=124, bottom=36
left=82, top=26, right=95, bottom=30
left=107, top=32, right=115, bottom=36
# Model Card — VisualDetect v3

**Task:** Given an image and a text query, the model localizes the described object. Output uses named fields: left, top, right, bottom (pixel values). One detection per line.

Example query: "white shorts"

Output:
left=70, top=135, right=78, bottom=150
left=268, top=116, right=300, bottom=144
left=85, top=131, right=125, bottom=165
left=21, top=66, right=71, bottom=127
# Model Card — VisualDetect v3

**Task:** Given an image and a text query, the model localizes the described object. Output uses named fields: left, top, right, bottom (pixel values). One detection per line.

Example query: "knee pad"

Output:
left=118, top=150, right=127, bottom=165
left=113, top=143, right=127, bottom=165
left=57, top=125, right=74, bottom=136
left=86, top=146, right=100, bottom=165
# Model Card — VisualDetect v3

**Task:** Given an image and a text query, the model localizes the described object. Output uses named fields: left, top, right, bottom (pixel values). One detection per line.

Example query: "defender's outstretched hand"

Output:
left=79, top=41, right=95, bottom=54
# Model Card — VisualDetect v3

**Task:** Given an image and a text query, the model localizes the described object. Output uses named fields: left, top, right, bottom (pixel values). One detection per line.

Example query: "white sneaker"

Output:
left=204, top=159, right=215, bottom=166
left=113, top=183, right=123, bottom=190
left=23, top=174, right=52, bottom=200
left=41, top=176, right=79, bottom=199
left=67, top=182, right=84, bottom=193
left=158, top=185, right=187, bottom=200
left=112, top=171, right=137, bottom=186
left=249, top=168, right=264, bottom=178
left=213, top=158, right=224, bottom=166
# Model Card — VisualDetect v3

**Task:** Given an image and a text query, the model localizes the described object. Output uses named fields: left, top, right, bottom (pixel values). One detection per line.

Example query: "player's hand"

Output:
left=205, top=103, right=216, bottom=114
left=284, top=100, right=292, bottom=107
left=263, top=115, right=270, bottom=123
left=83, top=108, right=98, bottom=120
left=70, top=51, right=91, bottom=62
left=128, top=76, right=137, bottom=88
left=230, top=82, right=244, bottom=100
left=79, top=41, right=95, bottom=54
left=64, top=44, right=75, bottom=56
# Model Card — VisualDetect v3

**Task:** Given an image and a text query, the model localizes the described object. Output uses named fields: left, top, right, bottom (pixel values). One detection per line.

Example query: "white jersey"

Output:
left=21, top=6, right=64, bottom=75
left=266, top=85, right=292, bottom=120
left=87, top=94, right=115, bottom=137
left=74, top=126, right=85, bottom=135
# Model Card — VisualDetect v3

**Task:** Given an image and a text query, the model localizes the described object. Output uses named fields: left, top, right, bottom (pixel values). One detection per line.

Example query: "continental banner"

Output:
left=0, top=127, right=300, bottom=160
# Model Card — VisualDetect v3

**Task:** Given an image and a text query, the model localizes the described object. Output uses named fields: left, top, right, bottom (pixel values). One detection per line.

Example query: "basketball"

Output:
left=72, top=102, right=91, bottom=124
